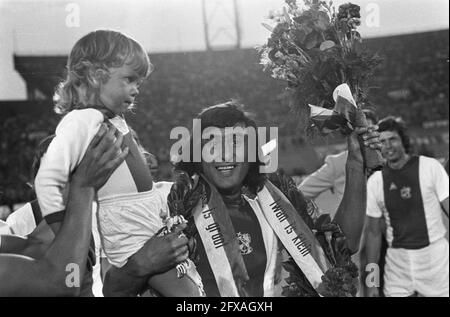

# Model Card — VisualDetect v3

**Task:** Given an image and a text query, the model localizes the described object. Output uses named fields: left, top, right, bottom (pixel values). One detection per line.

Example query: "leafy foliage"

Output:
left=167, top=172, right=205, bottom=262
left=259, top=0, right=382, bottom=122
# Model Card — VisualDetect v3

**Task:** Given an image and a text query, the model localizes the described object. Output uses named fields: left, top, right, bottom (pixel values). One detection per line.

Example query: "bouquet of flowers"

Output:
left=260, top=0, right=381, bottom=109
left=259, top=0, right=383, bottom=169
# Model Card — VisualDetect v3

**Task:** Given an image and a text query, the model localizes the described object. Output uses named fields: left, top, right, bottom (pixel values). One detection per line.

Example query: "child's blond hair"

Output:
left=54, top=30, right=153, bottom=115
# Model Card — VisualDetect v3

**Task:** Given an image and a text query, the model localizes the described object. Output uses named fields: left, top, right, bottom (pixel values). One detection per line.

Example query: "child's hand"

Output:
left=72, top=124, right=129, bottom=190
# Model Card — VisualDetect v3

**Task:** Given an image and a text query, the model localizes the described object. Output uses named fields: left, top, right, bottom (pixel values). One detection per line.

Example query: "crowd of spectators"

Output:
left=366, top=31, right=449, bottom=124
left=0, top=104, right=58, bottom=208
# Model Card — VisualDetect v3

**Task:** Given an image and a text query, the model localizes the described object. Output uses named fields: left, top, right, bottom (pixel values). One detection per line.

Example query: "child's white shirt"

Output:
left=35, top=109, right=104, bottom=216
left=35, top=108, right=168, bottom=267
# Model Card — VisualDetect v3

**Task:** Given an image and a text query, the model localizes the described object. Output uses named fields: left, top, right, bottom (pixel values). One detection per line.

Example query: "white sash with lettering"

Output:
left=193, top=180, right=330, bottom=296
left=257, top=184, right=328, bottom=290
left=193, top=201, right=240, bottom=297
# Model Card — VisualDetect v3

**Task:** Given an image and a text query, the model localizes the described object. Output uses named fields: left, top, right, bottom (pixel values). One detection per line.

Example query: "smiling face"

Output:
left=99, top=62, right=144, bottom=115
left=379, top=130, right=407, bottom=164
left=201, top=122, right=250, bottom=193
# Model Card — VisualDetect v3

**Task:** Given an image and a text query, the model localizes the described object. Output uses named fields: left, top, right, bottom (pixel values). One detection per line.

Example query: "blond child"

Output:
left=35, top=30, right=202, bottom=296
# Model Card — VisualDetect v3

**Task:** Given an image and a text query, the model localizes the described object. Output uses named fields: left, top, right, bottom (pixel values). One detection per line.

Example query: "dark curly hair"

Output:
left=174, top=101, right=267, bottom=194
left=377, top=116, right=411, bottom=153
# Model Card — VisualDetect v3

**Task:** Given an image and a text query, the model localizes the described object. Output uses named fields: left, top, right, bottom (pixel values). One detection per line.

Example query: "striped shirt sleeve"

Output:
left=427, top=157, right=449, bottom=202
left=366, top=171, right=383, bottom=218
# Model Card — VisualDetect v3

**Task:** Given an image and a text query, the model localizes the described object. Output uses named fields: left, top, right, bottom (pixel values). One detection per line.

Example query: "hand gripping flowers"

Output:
left=259, top=0, right=383, bottom=170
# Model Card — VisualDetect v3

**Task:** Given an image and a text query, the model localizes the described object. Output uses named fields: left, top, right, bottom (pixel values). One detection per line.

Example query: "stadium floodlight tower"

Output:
left=202, top=0, right=242, bottom=50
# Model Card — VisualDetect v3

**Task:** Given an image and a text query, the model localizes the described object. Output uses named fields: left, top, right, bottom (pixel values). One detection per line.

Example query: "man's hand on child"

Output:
left=72, top=123, right=129, bottom=190
left=130, top=224, right=190, bottom=277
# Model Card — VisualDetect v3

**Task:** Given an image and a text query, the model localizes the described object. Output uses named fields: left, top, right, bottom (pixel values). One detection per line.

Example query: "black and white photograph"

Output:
left=0, top=0, right=448, bottom=300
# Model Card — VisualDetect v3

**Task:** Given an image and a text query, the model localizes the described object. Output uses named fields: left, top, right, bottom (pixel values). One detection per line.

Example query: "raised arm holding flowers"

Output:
left=259, top=0, right=383, bottom=171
